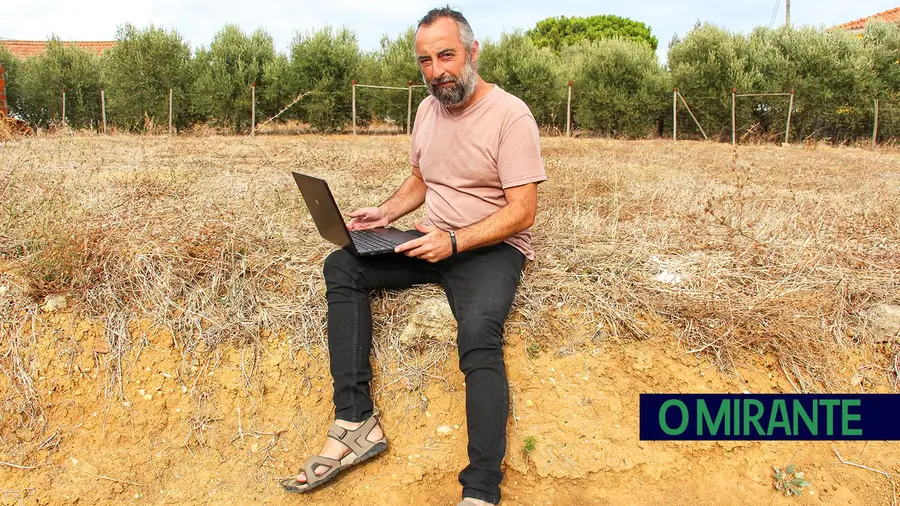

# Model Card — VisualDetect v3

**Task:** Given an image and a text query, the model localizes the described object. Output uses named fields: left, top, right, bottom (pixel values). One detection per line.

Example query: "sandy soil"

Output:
left=0, top=307, right=896, bottom=506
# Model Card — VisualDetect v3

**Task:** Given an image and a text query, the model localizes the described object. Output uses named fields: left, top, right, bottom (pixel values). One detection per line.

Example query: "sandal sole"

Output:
left=280, top=440, right=388, bottom=494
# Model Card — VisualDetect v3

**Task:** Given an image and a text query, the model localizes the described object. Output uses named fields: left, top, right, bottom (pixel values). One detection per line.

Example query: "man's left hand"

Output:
left=395, top=223, right=453, bottom=263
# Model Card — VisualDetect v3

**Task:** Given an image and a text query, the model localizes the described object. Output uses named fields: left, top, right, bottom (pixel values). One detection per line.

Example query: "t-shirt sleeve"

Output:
left=497, top=114, right=547, bottom=189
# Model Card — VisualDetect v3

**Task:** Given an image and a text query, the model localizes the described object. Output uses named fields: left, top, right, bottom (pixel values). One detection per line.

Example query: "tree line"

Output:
left=1, top=17, right=899, bottom=141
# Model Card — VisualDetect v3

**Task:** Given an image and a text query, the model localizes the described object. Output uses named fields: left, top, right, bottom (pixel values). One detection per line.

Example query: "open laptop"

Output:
left=291, top=172, right=422, bottom=256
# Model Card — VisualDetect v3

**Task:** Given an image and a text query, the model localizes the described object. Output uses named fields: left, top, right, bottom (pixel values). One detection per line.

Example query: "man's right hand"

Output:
left=347, top=207, right=390, bottom=230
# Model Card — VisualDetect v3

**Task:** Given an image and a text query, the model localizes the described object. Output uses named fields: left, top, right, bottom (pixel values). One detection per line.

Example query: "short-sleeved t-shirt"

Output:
left=410, top=85, right=547, bottom=260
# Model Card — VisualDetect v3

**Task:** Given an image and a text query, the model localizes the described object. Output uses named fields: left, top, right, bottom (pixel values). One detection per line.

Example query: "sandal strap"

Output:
left=302, top=454, right=341, bottom=487
left=326, top=416, right=381, bottom=457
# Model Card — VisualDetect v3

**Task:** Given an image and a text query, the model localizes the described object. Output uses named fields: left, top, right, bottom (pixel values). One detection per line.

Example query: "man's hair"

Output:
left=417, top=6, right=475, bottom=53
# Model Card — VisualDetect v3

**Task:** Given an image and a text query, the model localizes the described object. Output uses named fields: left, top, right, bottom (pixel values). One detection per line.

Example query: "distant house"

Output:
left=0, top=39, right=116, bottom=59
left=829, top=6, right=900, bottom=35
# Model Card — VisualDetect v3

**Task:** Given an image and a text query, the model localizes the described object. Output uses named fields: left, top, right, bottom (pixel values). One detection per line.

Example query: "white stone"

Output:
left=40, top=294, right=67, bottom=313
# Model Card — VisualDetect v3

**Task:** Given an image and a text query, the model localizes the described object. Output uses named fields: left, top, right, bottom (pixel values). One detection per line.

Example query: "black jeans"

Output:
left=322, top=242, right=526, bottom=504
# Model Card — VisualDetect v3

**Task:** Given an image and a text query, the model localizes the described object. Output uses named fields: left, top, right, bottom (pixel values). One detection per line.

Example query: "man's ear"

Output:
left=470, top=40, right=480, bottom=62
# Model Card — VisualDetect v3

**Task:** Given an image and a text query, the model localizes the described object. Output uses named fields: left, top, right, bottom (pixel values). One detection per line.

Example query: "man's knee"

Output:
left=457, top=316, right=506, bottom=373
left=323, top=249, right=359, bottom=283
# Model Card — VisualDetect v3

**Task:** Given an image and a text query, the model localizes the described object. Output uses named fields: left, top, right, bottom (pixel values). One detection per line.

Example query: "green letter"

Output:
left=659, top=400, right=689, bottom=436
left=698, top=399, right=730, bottom=436
left=743, top=399, right=765, bottom=436
left=767, top=400, right=791, bottom=436
left=793, top=399, right=818, bottom=436
left=842, top=399, right=863, bottom=436
left=820, top=400, right=840, bottom=436
left=733, top=398, right=741, bottom=435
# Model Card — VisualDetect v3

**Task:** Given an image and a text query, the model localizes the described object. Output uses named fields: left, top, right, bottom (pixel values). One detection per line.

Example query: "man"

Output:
left=280, top=7, right=546, bottom=505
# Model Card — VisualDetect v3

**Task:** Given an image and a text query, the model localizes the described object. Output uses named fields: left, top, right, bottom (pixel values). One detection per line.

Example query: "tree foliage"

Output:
left=103, top=24, right=194, bottom=131
left=14, top=38, right=104, bottom=128
left=286, top=26, right=361, bottom=131
left=479, top=32, right=567, bottom=127
left=527, top=15, right=658, bottom=52
left=4, top=19, right=900, bottom=141
left=192, top=25, right=278, bottom=132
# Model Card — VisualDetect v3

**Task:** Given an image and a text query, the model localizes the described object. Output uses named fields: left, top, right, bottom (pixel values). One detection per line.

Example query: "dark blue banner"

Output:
left=640, top=394, right=900, bottom=440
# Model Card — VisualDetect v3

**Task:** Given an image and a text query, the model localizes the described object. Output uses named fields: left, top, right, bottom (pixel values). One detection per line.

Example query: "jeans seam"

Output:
left=350, top=267, right=363, bottom=421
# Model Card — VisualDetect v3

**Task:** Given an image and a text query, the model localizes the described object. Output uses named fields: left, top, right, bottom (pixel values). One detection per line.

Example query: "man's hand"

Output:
left=347, top=207, right=389, bottom=231
left=394, top=223, right=452, bottom=263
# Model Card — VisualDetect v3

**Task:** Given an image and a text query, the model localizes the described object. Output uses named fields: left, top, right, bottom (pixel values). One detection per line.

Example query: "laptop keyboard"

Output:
left=350, top=230, right=401, bottom=252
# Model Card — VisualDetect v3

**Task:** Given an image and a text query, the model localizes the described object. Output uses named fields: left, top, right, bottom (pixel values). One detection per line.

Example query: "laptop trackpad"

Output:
left=380, top=228, right=424, bottom=243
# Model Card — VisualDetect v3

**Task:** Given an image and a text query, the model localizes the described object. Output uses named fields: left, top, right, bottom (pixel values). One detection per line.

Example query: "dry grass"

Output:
left=0, top=134, right=899, bottom=446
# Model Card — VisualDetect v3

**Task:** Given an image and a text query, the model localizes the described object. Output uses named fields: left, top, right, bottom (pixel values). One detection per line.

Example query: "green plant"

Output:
left=526, top=341, right=541, bottom=360
left=478, top=32, right=566, bottom=127
left=286, top=26, right=361, bottom=131
left=773, top=463, right=811, bottom=497
left=103, top=24, right=195, bottom=131
left=191, top=25, right=278, bottom=132
left=527, top=15, right=658, bottom=52
left=522, top=436, right=537, bottom=456
left=568, top=38, right=670, bottom=137
left=14, top=38, right=105, bottom=128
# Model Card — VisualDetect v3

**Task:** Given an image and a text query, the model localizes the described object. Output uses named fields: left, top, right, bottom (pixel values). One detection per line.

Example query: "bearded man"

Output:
left=281, top=7, right=546, bottom=505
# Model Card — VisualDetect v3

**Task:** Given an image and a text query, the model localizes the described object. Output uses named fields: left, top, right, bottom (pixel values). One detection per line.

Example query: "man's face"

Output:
left=415, top=17, right=479, bottom=107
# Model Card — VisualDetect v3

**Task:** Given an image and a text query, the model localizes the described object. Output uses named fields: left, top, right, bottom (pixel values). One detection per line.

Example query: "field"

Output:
left=1, top=134, right=899, bottom=505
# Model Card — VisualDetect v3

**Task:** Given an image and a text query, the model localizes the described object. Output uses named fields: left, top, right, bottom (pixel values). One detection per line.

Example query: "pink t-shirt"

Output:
left=410, top=85, right=547, bottom=260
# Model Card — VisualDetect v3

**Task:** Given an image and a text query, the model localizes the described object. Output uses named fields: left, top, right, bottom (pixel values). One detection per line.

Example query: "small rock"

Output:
left=525, top=399, right=534, bottom=407
left=398, top=298, right=456, bottom=345
left=0, top=285, right=8, bottom=295
left=93, top=339, right=110, bottom=354
left=138, top=389, right=146, bottom=396
left=181, top=386, right=188, bottom=394
left=425, top=411, right=432, bottom=418
left=250, top=442, right=259, bottom=453
left=850, top=374, right=862, bottom=387
left=40, top=294, right=67, bottom=313
left=554, top=347, right=573, bottom=358
left=123, top=401, right=131, bottom=407
left=144, top=394, right=153, bottom=401
left=437, top=425, right=453, bottom=435
left=864, top=304, right=900, bottom=341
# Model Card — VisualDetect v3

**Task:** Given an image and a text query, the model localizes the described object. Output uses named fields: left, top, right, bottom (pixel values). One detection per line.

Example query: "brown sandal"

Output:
left=280, top=415, right=387, bottom=493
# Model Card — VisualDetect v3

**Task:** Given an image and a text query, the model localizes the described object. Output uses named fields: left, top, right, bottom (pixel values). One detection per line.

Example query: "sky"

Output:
left=2, top=0, right=898, bottom=61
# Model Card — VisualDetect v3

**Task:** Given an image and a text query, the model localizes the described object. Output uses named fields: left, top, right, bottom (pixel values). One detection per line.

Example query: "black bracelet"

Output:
left=449, top=230, right=457, bottom=255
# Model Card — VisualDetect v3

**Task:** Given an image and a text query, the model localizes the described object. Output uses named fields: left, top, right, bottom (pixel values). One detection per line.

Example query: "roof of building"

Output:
left=0, top=40, right=116, bottom=59
left=830, top=6, right=900, bottom=31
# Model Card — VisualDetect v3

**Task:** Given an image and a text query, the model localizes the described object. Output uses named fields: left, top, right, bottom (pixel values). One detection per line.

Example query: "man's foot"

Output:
left=292, top=418, right=385, bottom=484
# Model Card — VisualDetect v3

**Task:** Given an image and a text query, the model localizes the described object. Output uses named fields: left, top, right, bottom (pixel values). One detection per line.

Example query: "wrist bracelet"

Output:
left=449, top=230, right=458, bottom=255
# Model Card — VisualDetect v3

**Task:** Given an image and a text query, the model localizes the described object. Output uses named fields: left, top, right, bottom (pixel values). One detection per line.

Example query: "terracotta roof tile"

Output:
left=830, top=6, right=900, bottom=31
left=0, top=40, right=116, bottom=59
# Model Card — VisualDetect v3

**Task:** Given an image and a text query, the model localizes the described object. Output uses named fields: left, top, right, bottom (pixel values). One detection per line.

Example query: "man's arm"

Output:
left=455, top=183, right=537, bottom=252
left=347, top=166, right=426, bottom=230
left=395, top=182, right=538, bottom=262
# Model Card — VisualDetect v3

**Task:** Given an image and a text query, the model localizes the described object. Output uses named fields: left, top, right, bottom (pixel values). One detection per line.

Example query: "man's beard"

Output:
left=424, top=56, right=478, bottom=108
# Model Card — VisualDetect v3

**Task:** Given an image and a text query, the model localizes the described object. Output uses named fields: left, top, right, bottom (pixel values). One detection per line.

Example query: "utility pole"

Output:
left=786, top=0, right=791, bottom=27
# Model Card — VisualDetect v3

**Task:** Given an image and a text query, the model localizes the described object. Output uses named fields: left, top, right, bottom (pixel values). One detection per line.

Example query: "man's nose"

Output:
left=432, top=59, right=445, bottom=78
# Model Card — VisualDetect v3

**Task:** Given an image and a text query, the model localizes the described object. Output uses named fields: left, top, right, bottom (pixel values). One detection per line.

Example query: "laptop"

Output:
left=291, top=172, right=423, bottom=256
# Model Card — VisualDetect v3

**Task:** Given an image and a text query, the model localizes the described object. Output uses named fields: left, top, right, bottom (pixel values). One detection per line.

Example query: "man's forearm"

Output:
left=455, top=200, right=534, bottom=253
left=379, top=175, right=427, bottom=223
